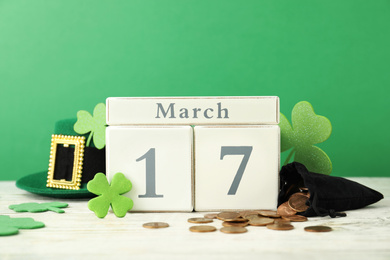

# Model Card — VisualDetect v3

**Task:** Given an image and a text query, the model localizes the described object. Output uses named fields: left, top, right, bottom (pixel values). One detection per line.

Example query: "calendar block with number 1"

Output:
left=106, top=126, right=193, bottom=211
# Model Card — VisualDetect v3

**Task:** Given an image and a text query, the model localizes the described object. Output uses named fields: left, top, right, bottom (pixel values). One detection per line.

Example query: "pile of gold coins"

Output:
left=142, top=188, right=332, bottom=233
left=278, top=189, right=310, bottom=216
left=189, top=210, right=302, bottom=233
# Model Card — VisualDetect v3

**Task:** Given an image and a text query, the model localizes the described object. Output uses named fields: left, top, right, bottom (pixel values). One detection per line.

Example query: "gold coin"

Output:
left=304, top=226, right=332, bottom=232
left=299, top=187, right=309, bottom=192
left=204, top=213, right=218, bottom=219
left=187, top=218, right=213, bottom=224
left=243, top=214, right=261, bottom=220
left=299, top=188, right=311, bottom=198
left=227, top=217, right=248, bottom=223
left=274, top=218, right=291, bottom=224
left=222, top=221, right=249, bottom=227
left=189, top=225, right=217, bottom=233
left=288, top=193, right=309, bottom=212
left=249, top=217, right=274, bottom=226
left=277, top=202, right=297, bottom=216
left=258, top=210, right=280, bottom=218
left=217, top=212, right=240, bottom=221
left=220, top=226, right=248, bottom=234
left=239, top=210, right=260, bottom=218
left=282, top=215, right=308, bottom=222
left=266, top=223, right=294, bottom=231
left=142, top=222, right=169, bottom=229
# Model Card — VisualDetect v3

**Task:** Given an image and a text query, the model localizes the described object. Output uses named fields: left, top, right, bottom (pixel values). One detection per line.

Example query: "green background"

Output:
left=1, top=0, right=389, bottom=180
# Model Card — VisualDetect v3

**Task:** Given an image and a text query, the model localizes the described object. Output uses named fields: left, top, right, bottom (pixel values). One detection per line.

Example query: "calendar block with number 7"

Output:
left=106, top=126, right=193, bottom=212
left=194, top=125, right=280, bottom=211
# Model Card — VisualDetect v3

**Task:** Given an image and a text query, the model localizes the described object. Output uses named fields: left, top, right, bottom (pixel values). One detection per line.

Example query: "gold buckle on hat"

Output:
left=46, top=135, right=85, bottom=190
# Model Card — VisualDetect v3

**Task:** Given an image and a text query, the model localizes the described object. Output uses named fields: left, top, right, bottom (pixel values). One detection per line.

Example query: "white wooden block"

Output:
left=106, top=126, right=193, bottom=212
left=194, top=125, right=280, bottom=211
left=106, top=96, right=279, bottom=125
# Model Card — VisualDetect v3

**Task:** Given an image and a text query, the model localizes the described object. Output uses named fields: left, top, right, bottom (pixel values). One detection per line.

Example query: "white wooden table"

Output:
left=0, top=178, right=389, bottom=260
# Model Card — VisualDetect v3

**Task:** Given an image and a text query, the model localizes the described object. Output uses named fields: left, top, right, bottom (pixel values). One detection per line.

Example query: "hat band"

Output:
left=53, top=146, right=106, bottom=183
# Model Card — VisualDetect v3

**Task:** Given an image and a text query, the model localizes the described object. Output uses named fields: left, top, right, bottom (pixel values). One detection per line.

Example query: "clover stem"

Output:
left=47, top=207, right=65, bottom=213
left=86, top=131, right=93, bottom=147
left=283, top=148, right=295, bottom=166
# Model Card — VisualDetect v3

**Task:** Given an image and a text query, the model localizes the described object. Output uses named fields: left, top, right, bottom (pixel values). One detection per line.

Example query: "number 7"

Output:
left=220, top=146, right=253, bottom=195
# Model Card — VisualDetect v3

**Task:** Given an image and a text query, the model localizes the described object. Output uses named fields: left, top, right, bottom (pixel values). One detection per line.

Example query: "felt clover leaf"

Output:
left=9, top=202, right=68, bottom=213
left=74, top=103, right=106, bottom=149
left=0, top=215, right=45, bottom=236
left=279, top=101, right=332, bottom=175
left=87, top=172, right=133, bottom=218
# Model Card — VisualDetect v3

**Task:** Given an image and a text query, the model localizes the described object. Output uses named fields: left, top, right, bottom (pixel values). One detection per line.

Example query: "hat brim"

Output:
left=16, top=171, right=94, bottom=199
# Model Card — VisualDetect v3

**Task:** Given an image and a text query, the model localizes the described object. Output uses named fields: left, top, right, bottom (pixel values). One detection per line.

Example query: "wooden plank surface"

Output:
left=0, top=178, right=389, bottom=260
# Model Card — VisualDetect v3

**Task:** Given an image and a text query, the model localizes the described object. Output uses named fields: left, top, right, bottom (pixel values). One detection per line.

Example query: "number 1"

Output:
left=136, top=148, right=163, bottom=198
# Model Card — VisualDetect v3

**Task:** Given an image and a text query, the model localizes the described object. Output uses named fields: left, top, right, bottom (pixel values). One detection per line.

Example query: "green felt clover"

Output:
left=0, top=215, right=45, bottom=236
left=280, top=101, right=332, bottom=175
left=87, top=172, right=133, bottom=218
left=74, top=103, right=106, bottom=149
left=9, top=202, right=68, bottom=213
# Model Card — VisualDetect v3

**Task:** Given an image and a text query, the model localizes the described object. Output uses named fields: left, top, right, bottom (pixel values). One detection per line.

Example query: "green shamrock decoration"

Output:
left=0, top=215, right=45, bottom=236
left=279, top=101, right=332, bottom=175
left=9, top=202, right=68, bottom=213
left=74, top=103, right=106, bottom=149
left=87, top=172, right=133, bottom=218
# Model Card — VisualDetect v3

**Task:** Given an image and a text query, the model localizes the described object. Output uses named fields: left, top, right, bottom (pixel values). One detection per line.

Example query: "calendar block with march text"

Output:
left=106, top=126, right=193, bottom=212
left=194, top=125, right=280, bottom=211
left=107, top=96, right=279, bottom=125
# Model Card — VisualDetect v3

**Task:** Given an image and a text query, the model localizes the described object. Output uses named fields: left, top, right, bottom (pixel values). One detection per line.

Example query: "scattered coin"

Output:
left=217, top=212, right=240, bottom=221
left=298, top=188, right=311, bottom=198
left=239, top=210, right=260, bottom=218
left=274, top=218, right=291, bottom=224
left=282, top=215, right=308, bottom=222
left=189, top=225, right=217, bottom=233
left=266, top=223, right=294, bottom=231
left=142, top=222, right=169, bottom=229
left=277, top=201, right=297, bottom=216
left=188, top=218, right=213, bottom=224
left=220, top=226, right=248, bottom=234
left=243, top=214, right=261, bottom=220
left=204, top=213, right=218, bottom=219
left=288, top=193, right=309, bottom=212
left=258, top=210, right=280, bottom=218
left=222, top=221, right=249, bottom=227
left=227, top=217, right=248, bottom=223
left=304, top=226, right=332, bottom=232
left=248, top=217, right=274, bottom=226
left=299, top=187, right=309, bottom=192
